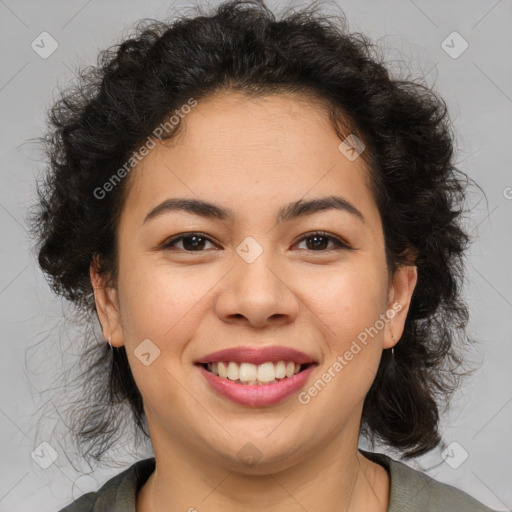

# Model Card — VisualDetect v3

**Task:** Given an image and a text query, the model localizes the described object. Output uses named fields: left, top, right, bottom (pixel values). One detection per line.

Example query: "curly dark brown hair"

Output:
left=28, top=0, right=476, bottom=464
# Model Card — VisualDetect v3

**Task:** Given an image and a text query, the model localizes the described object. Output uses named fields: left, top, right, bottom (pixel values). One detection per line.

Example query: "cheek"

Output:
left=117, top=258, right=205, bottom=342
left=306, top=264, right=388, bottom=410
left=299, top=268, right=387, bottom=411
left=117, top=261, right=204, bottom=414
left=298, top=260, right=389, bottom=351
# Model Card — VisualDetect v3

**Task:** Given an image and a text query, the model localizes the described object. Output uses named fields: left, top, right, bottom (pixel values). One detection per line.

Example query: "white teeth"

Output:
left=275, top=361, right=286, bottom=379
left=206, top=361, right=303, bottom=384
left=257, top=362, right=276, bottom=383
left=218, top=361, right=228, bottom=379
left=227, top=361, right=239, bottom=381
left=239, top=362, right=257, bottom=382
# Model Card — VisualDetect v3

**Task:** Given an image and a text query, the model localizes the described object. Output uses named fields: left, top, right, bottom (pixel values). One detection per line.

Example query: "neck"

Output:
left=137, top=414, right=389, bottom=512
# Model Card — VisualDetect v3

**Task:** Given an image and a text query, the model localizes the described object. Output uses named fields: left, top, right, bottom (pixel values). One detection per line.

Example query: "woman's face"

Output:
left=92, top=91, right=416, bottom=473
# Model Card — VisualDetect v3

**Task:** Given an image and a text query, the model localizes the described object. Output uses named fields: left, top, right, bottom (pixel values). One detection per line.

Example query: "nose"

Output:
left=214, top=247, right=300, bottom=329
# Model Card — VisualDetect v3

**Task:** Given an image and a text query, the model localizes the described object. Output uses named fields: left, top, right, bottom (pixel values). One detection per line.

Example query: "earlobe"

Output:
left=89, top=263, right=123, bottom=347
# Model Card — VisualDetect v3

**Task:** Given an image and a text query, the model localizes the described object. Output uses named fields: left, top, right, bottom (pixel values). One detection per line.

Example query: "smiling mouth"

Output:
left=200, top=361, right=312, bottom=385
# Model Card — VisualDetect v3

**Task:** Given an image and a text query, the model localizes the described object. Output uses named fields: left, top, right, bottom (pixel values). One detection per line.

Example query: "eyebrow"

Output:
left=143, top=195, right=365, bottom=225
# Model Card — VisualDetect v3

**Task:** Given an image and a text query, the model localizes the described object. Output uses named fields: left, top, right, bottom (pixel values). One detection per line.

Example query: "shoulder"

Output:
left=57, top=458, right=155, bottom=512
left=361, top=450, right=497, bottom=512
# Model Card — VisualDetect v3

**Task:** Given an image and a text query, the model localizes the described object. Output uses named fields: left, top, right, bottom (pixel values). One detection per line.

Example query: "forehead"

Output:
left=163, top=90, right=354, bottom=159
left=120, top=91, right=380, bottom=230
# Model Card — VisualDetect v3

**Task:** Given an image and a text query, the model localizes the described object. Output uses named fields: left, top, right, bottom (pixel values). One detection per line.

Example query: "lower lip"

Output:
left=197, top=364, right=316, bottom=407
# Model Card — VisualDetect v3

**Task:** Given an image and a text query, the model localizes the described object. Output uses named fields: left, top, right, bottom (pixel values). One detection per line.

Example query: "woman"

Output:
left=29, top=0, right=496, bottom=510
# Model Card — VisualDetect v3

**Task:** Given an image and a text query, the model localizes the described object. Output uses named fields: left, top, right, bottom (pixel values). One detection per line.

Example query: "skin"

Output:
left=91, top=91, right=417, bottom=512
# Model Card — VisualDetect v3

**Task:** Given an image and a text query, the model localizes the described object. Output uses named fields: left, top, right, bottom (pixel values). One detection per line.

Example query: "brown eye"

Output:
left=295, top=231, right=349, bottom=251
left=162, top=233, right=217, bottom=252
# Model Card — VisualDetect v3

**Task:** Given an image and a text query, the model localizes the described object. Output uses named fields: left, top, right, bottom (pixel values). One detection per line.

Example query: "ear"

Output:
left=89, top=259, right=124, bottom=348
left=383, top=264, right=418, bottom=349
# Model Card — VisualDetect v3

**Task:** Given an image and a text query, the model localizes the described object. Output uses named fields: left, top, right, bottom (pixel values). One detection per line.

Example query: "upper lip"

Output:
left=195, top=346, right=317, bottom=365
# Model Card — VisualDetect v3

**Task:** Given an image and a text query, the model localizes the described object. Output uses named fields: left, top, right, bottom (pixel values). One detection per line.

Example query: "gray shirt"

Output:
left=58, top=451, right=496, bottom=511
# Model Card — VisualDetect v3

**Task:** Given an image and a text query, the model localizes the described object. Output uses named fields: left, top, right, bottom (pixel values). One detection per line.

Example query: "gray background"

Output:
left=1, top=0, right=511, bottom=510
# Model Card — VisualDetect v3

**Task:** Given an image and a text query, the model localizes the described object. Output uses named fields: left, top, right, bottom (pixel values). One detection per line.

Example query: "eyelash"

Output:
left=161, top=231, right=350, bottom=252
